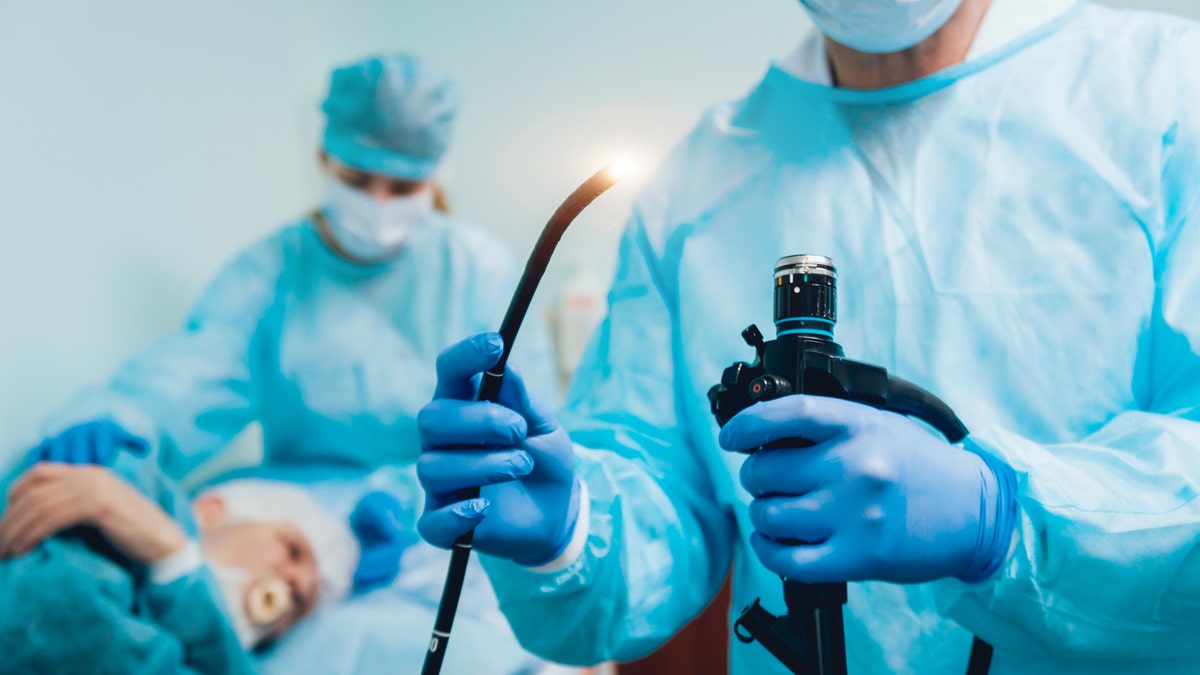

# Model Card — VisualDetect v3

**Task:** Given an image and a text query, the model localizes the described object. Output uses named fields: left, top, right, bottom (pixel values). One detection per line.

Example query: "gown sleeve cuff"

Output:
left=526, top=480, right=590, bottom=575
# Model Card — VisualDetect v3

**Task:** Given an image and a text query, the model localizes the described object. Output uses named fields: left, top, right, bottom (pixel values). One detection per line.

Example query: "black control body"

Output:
left=706, top=255, right=982, bottom=675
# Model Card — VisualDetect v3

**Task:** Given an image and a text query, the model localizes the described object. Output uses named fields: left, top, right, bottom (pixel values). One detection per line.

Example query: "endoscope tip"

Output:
left=603, top=157, right=634, bottom=181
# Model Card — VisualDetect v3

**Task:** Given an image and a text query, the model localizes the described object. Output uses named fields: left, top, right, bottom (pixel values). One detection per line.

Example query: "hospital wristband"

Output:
left=527, top=480, right=590, bottom=574
left=149, top=540, right=204, bottom=585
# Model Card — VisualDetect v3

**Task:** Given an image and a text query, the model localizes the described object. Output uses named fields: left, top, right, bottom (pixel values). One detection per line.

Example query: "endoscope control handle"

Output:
left=742, top=325, right=767, bottom=359
left=879, top=375, right=969, bottom=443
left=733, top=600, right=809, bottom=674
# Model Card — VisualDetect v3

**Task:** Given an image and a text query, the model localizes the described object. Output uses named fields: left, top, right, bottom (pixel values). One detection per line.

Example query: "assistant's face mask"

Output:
left=799, top=0, right=965, bottom=54
left=320, top=175, right=434, bottom=263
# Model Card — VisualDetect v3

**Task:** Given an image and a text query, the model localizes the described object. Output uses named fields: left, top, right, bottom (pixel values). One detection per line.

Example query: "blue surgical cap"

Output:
left=320, top=54, right=459, bottom=181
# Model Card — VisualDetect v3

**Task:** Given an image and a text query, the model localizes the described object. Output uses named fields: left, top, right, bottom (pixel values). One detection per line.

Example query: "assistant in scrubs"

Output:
left=27, top=53, right=554, bottom=675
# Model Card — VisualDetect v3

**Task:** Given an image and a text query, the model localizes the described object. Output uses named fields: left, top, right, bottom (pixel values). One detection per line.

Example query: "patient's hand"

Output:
left=0, top=463, right=186, bottom=564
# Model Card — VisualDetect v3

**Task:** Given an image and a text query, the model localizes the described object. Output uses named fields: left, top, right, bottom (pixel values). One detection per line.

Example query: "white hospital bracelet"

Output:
left=528, top=480, right=590, bottom=575
left=150, top=540, right=204, bottom=585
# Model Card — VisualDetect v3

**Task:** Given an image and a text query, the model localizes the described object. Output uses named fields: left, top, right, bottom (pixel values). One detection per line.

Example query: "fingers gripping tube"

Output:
left=420, top=163, right=627, bottom=675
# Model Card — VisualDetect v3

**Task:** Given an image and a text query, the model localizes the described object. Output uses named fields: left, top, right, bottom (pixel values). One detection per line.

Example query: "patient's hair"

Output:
left=197, top=480, right=359, bottom=603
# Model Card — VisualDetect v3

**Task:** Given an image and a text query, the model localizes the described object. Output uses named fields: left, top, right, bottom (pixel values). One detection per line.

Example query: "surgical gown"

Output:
left=0, top=456, right=252, bottom=675
left=481, top=4, right=1200, bottom=674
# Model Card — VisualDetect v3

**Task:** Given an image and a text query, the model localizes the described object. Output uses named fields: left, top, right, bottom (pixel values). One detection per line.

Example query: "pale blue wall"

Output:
left=0, top=0, right=1195, bottom=464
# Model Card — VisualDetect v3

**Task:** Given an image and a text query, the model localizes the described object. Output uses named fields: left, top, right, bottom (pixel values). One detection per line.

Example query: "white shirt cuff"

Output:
left=526, top=480, right=590, bottom=574
left=149, top=540, right=204, bottom=585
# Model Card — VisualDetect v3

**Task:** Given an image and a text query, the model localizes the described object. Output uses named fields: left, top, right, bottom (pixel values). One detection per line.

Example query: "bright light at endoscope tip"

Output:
left=604, top=157, right=634, bottom=181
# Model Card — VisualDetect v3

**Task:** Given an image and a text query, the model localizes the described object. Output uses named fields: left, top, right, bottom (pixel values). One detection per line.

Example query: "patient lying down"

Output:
left=0, top=458, right=358, bottom=674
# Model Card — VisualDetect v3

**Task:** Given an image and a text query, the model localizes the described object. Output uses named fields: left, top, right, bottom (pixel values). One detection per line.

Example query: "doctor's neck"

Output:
left=825, top=0, right=992, bottom=90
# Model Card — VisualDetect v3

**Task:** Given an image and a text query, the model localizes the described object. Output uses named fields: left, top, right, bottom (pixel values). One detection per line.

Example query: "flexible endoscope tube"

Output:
left=420, top=162, right=626, bottom=675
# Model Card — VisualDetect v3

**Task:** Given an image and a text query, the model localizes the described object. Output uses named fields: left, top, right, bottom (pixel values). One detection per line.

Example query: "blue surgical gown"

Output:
left=481, top=4, right=1200, bottom=674
left=50, top=212, right=554, bottom=482
left=0, top=456, right=252, bottom=674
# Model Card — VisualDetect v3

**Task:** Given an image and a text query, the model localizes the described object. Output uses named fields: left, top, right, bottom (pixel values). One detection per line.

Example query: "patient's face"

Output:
left=201, top=520, right=320, bottom=640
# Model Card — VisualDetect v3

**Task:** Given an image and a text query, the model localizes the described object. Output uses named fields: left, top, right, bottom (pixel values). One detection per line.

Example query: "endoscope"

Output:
left=708, top=254, right=994, bottom=675
left=420, top=162, right=627, bottom=675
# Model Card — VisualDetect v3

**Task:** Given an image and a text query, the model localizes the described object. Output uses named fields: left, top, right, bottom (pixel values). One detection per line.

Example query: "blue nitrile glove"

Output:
left=350, top=490, right=415, bottom=592
left=416, top=333, right=581, bottom=567
left=24, top=419, right=149, bottom=467
left=720, top=395, right=1016, bottom=584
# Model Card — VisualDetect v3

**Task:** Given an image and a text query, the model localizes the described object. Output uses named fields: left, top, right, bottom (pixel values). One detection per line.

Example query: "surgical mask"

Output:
left=320, top=176, right=434, bottom=263
left=799, top=0, right=965, bottom=54
left=210, top=563, right=293, bottom=648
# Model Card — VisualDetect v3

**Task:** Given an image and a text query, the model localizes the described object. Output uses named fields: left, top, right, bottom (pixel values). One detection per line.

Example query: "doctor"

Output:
left=416, top=1, right=1200, bottom=673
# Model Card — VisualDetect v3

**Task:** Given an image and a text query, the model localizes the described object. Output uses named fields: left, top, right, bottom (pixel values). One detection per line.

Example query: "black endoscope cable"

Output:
left=420, top=163, right=626, bottom=675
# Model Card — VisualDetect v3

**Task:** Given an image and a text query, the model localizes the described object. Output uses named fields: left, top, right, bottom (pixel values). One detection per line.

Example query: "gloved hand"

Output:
left=720, top=394, right=1016, bottom=584
left=350, top=490, right=414, bottom=592
left=25, top=419, right=149, bottom=468
left=416, top=333, right=581, bottom=566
